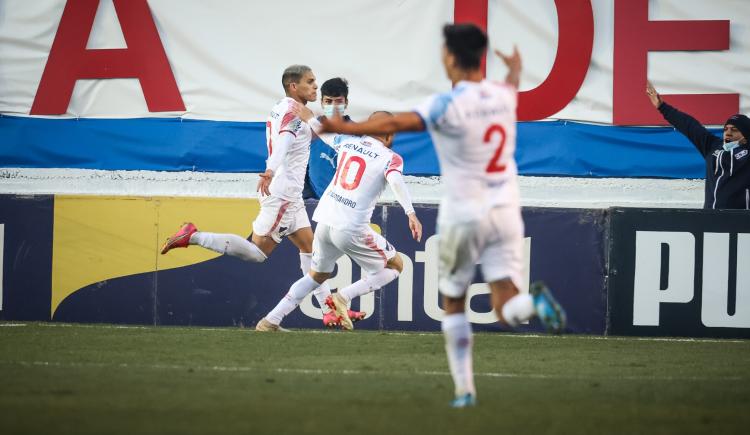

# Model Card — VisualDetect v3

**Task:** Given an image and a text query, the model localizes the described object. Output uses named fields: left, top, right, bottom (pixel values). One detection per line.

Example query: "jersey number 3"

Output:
left=333, top=151, right=366, bottom=190
left=484, top=124, right=507, bottom=173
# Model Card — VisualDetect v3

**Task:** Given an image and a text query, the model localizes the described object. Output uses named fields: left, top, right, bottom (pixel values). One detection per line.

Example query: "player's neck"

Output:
left=450, top=68, right=483, bottom=86
left=286, top=94, right=306, bottom=105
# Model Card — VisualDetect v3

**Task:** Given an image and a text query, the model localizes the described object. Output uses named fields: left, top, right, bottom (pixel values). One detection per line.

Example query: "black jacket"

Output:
left=659, top=102, right=750, bottom=210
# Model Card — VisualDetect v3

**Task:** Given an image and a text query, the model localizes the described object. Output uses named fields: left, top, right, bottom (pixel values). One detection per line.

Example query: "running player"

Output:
left=160, top=65, right=363, bottom=329
left=255, top=109, right=422, bottom=331
left=318, top=24, right=566, bottom=407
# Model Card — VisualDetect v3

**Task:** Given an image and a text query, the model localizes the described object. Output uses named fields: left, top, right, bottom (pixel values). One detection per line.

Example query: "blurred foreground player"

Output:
left=256, top=110, right=422, bottom=331
left=319, top=24, right=566, bottom=407
left=161, top=65, right=363, bottom=328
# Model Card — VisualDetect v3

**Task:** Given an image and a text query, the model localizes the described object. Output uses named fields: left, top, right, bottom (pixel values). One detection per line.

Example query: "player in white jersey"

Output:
left=318, top=24, right=566, bottom=407
left=160, top=65, right=363, bottom=329
left=258, top=110, right=422, bottom=331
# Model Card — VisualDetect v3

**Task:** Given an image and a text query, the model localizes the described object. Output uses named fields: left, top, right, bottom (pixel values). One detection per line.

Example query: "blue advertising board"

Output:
left=0, top=195, right=607, bottom=334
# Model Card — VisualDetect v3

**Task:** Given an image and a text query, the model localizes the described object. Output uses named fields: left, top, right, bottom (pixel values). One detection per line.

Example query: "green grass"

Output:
left=0, top=323, right=748, bottom=435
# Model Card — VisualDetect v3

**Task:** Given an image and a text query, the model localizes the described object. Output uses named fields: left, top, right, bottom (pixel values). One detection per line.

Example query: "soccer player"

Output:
left=160, top=65, right=363, bottom=329
left=255, top=109, right=422, bottom=331
left=318, top=24, right=566, bottom=407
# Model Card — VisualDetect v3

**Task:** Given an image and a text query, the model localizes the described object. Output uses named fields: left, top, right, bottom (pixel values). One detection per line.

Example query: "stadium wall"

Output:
left=1, top=194, right=748, bottom=338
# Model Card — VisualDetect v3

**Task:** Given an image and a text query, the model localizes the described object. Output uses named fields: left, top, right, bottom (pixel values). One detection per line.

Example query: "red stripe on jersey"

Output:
left=280, top=109, right=297, bottom=132
left=364, top=232, right=387, bottom=268
left=268, top=200, right=291, bottom=234
left=385, top=153, right=404, bottom=176
left=266, top=121, right=273, bottom=155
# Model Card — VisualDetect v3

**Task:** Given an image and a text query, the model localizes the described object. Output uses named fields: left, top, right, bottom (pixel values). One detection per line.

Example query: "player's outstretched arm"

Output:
left=320, top=112, right=424, bottom=136
left=407, top=212, right=422, bottom=242
left=386, top=170, right=422, bottom=242
left=495, top=46, right=521, bottom=89
left=292, top=103, right=341, bottom=147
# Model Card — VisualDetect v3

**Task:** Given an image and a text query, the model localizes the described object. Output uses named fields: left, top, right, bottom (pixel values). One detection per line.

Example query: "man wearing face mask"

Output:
left=304, top=77, right=351, bottom=199
left=647, top=82, right=750, bottom=210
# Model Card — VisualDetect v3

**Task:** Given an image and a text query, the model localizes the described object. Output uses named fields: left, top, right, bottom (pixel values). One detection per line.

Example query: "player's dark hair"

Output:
left=321, top=77, right=349, bottom=98
left=281, top=65, right=312, bottom=92
left=443, top=23, right=488, bottom=70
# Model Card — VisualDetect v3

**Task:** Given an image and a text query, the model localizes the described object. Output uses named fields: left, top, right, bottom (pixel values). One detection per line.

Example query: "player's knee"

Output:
left=309, top=270, right=330, bottom=284
left=386, top=254, right=403, bottom=273
left=442, top=295, right=465, bottom=314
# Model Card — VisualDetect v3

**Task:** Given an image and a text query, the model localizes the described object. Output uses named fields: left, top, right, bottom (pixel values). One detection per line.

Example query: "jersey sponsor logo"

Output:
left=328, top=190, right=357, bottom=208
left=342, top=143, right=379, bottom=159
left=735, top=149, right=748, bottom=160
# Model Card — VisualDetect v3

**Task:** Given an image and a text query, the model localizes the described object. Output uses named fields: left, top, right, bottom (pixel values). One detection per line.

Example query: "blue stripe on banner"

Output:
left=0, top=115, right=715, bottom=178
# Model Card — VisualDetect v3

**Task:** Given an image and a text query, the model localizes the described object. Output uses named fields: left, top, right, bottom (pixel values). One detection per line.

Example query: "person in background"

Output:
left=647, top=82, right=750, bottom=210
left=303, top=77, right=352, bottom=199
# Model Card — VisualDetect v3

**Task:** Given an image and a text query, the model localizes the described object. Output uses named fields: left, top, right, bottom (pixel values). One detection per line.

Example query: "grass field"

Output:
left=0, top=323, right=748, bottom=435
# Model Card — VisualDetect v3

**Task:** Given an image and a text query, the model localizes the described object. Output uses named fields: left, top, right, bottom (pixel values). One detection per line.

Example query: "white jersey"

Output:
left=266, top=97, right=313, bottom=200
left=414, top=80, right=520, bottom=224
left=313, top=134, right=404, bottom=231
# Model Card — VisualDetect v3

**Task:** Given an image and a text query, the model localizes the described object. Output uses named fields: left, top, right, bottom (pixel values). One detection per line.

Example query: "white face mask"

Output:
left=323, top=104, right=346, bottom=118
left=723, top=140, right=740, bottom=151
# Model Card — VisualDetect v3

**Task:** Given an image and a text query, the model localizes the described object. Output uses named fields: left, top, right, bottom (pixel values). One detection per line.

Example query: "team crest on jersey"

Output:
left=735, top=149, right=748, bottom=160
left=289, top=119, right=302, bottom=132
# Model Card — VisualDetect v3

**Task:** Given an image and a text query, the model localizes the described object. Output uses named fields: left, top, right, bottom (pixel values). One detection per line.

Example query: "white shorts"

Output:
left=438, top=205, right=524, bottom=298
left=252, top=195, right=310, bottom=243
left=311, top=223, right=397, bottom=274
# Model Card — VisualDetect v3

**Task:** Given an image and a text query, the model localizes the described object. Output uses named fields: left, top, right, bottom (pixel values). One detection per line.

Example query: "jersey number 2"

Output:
left=484, top=124, right=507, bottom=173
left=333, top=151, right=366, bottom=190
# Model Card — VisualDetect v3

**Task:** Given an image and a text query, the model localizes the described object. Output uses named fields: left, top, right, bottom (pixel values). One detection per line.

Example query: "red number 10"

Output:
left=333, top=151, right=366, bottom=190
left=484, top=124, right=507, bottom=173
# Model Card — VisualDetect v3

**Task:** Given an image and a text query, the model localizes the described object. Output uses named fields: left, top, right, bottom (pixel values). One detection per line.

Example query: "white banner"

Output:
left=0, top=0, right=748, bottom=123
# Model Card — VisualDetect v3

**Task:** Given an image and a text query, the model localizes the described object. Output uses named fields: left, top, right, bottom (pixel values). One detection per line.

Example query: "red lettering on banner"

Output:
left=516, top=0, right=593, bottom=121
left=30, top=0, right=185, bottom=115
left=453, top=0, right=489, bottom=75
left=613, top=0, right=737, bottom=125
left=454, top=0, right=594, bottom=122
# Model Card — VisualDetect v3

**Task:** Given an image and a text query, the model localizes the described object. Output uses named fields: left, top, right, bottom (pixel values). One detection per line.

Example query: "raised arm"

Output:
left=494, top=46, right=521, bottom=89
left=647, top=81, right=722, bottom=156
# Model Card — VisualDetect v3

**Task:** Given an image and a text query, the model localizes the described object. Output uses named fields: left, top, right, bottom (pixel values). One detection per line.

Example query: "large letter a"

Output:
left=31, top=0, right=185, bottom=115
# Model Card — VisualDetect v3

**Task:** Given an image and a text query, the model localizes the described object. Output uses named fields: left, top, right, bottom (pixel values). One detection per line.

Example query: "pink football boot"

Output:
left=160, top=222, right=198, bottom=254
left=322, top=310, right=341, bottom=328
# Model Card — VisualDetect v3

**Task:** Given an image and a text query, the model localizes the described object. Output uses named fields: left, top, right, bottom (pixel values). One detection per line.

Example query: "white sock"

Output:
left=442, top=313, right=475, bottom=397
left=338, top=268, right=400, bottom=304
left=312, top=283, right=332, bottom=313
left=266, top=274, right=320, bottom=325
left=189, top=232, right=266, bottom=262
left=300, top=253, right=332, bottom=313
left=500, top=293, right=535, bottom=327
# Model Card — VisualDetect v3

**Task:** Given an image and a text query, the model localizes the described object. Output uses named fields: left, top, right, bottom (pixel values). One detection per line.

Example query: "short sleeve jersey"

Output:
left=414, top=80, right=520, bottom=224
left=312, top=135, right=404, bottom=231
left=266, top=97, right=313, bottom=200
